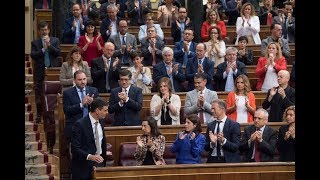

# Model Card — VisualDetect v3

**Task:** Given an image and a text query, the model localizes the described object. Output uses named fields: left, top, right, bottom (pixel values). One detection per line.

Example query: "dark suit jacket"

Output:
left=100, top=17, right=122, bottom=43
left=91, top=57, right=121, bottom=93
left=30, top=37, right=61, bottom=81
left=240, top=125, right=277, bottom=162
left=214, top=60, right=247, bottom=91
left=71, top=115, right=107, bottom=180
left=224, top=0, right=240, bottom=26
left=262, top=86, right=295, bottom=122
left=62, top=16, right=89, bottom=44
left=205, top=119, right=241, bottom=163
left=171, top=19, right=194, bottom=42
left=109, top=86, right=143, bottom=126
left=63, top=86, right=99, bottom=140
left=152, top=61, right=186, bottom=92
left=277, top=125, right=295, bottom=162
left=186, top=56, right=214, bottom=91
left=173, top=41, right=197, bottom=65
left=140, top=37, right=165, bottom=66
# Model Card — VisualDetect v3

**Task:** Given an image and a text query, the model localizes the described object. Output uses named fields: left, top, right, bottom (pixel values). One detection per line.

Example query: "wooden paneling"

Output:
left=34, top=9, right=52, bottom=39
left=93, top=162, right=295, bottom=180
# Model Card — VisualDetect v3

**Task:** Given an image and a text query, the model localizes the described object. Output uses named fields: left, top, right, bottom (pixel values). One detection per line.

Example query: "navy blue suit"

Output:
left=62, top=16, right=90, bottom=44
left=152, top=61, right=186, bottom=92
left=186, top=56, right=214, bottom=91
left=63, top=86, right=99, bottom=141
left=214, top=60, right=247, bottom=91
left=205, top=119, right=241, bottom=163
left=71, top=115, right=107, bottom=180
left=173, top=41, right=197, bottom=65
left=109, top=86, right=143, bottom=126
left=100, top=17, right=122, bottom=43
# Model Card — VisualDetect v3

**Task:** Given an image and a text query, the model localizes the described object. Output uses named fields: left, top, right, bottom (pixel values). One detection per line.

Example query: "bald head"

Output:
left=277, top=70, right=290, bottom=86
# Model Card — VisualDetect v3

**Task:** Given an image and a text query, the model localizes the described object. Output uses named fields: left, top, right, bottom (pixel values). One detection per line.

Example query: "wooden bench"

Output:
left=94, top=162, right=295, bottom=180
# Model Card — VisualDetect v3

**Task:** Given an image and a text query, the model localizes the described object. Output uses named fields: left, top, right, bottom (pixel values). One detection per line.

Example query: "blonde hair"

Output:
left=241, top=2, right=256, bottom=16
left=282, top=105, right=295, bottom=122
left=264, top=42, right=283, bottom=59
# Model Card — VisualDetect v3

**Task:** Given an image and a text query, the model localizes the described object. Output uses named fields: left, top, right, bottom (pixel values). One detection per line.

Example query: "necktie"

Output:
left=42, top=0, right=49, bottom=9
left=151, top=49, right=156, bottom=66
left=105, top=59, right=110, bottom=91
left=216, top=121, right=221, bottom=157
left=44, top=49, right=50, bottom=67
left=267, top=12, right=273, bottom=26
left=183, top=51, right=188, bottom=67
left=282, top=16, right=288, bottom=39
left=199, top=91, right=204, bottom=124
left=122, top=36, right=126, bottom=46
left=80, top=89, right=88, bottom=117
left=254, top=128, right=261, bottom=162
left=94, top=121, right=101, bottom=154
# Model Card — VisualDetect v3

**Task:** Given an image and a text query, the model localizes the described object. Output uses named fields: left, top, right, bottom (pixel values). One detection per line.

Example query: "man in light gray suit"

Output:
left=184, top=73, right=218, bottom=125
left=108, top=20, right=138, bottom=66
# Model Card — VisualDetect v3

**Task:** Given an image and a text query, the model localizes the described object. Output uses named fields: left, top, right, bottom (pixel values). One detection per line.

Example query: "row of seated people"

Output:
left=105, top=102, right=295, bottom=166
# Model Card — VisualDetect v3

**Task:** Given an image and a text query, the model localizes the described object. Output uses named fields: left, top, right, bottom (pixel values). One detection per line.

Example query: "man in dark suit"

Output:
left=91, top=42, right=121, bottom=93
left=31, top=21, right=61, bottom=122
left=108, top=20, right=138, bottom=66
left=100, top=4, right=122, bottom=42
left=240, top=108, right=277, bottom=162
left=153, top=47, right=186, bottom=92
left=171, top=7, right=193, bottom=43
left=109, top=69, right=143, bottom=126
left=214, top=46, right=247, bottom=91
left=71, top=97, right=109, bottom=180
left=205, top=99, right=241, bottom=163
left=63, top=70, right=99, bottom=144
left=173, top=27, right=197, bottom=67
left=186, top=43, right=214, bottom=91
left=62, top=3, right=90, bottom=44
left=140, top=25, right=165, bottom=66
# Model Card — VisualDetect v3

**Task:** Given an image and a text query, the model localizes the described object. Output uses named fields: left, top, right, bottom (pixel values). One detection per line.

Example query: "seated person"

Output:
left=138, top=13, right=164, bottom=42
left=171, top=114, right=206, bottom=164
left=226, top=75, right=256, bottom=123
left=277, top=105, right=295, bottom=162
left=150, top=77, right=181, bottom=126
left=214, top=47, right=247, bottom=92
left=239, top=108, right=277, bottom=162
left=256, top=42, right=287, bottom=91
left=236, top=36, right=253, bottom=65
left=127, top=51, right=152, bottom=93
left=60, top=46, right=92, bottom=92
left=134, top=117, right=166, bottom=165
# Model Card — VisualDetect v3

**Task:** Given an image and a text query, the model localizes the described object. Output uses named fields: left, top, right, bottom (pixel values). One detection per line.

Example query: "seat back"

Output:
left=44, top=81, right=62, bottom=111
left=119, top=143, right=137, bottom=166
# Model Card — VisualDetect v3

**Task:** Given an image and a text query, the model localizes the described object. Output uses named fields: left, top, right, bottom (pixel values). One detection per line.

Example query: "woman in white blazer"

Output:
left=235, top=2, right=261, bottom=45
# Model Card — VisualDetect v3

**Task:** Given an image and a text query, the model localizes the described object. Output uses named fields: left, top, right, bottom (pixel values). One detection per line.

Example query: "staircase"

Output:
left=25, top=55, right=60, bottom=180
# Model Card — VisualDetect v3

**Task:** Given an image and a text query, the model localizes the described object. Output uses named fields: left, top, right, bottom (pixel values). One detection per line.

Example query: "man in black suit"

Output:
left=109, top=69, right=143, bottom=126
left=31, top=21, right=61, bottom=123
left=71, top=97, right=110, bottom=180
left=205, top=99, right=241, bottom=163
left=214, top=46, right=247, bottom=91
left=63, top=70, right=99, bottom=144
left=153, top=46, right=186, bottom=92
left=240, top=108, right=278, bottom=162
left=91, top=42, right=121, bottom=93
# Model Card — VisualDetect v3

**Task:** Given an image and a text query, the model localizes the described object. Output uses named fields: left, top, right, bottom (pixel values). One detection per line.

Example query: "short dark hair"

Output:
left=89, top=97, right=109, bottom=112
left=84, top=19, right=98, bottom=36
left=194, top=72, right=207, bottom=80
left=38, top=21, right=49, bottom=29
left=271, top=22, right=281, bottom=31
left=130, top=51, right=142, bottom=59
left=119, top=69, right=132, bottom=79
left=185, top=114, right=202, bottom=134
left=73, top=70, right=86, bottom=79
left=238, top=36, right=248, bottom=43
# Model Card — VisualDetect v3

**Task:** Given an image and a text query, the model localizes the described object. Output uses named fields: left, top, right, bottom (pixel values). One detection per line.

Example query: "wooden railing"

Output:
left=94, top=162, right=295, bottom=180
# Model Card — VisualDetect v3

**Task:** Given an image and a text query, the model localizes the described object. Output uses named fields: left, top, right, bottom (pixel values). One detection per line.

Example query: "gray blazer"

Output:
left=108, top=32, right=138, bottom=66
left=184, top=89, right=219, bottom=124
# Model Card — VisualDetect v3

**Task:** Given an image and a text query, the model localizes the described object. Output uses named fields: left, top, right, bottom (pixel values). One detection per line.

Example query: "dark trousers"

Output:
left=34, top=79, right=45, bottom=120
left=207, top=156, right=226, bottom=163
